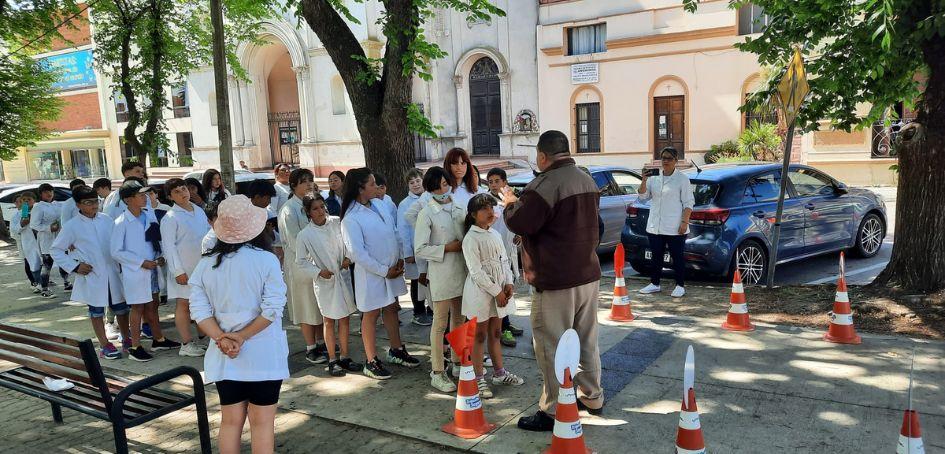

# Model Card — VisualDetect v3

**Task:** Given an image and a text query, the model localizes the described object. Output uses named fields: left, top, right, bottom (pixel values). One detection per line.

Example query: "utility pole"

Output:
left=209, top=0, right=234, bottom=192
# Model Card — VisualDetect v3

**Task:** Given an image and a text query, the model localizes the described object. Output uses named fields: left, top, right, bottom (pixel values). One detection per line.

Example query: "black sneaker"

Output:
left=63, top=282, right=73, bottom=291
left=576, top=399, right=604, bottom=416
left=128, top=346, right=153, bottom=362
left=412, top=313, right=433, bottom=326
left=363, top=358, right=391, bottom=380
left=326, top=360, right=346, bottom=377
left=386, top=346, right=420, bottom=368
left=338, top=357, right=363, bottom=372
left=508, top=324, right=524, bottom=337
left=517, top=410, right=555, bottom=432
left=151, top=338, right=182, bottom=351
left=305, top=345, right=329, bottom=364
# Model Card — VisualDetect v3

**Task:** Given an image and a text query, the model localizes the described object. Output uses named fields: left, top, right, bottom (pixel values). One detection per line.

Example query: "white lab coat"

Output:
left=491, top=202, right=520, bottom=280
left=110, top=208, right=157, bottom=305
left=278, top=196, right=320, bottom=324
left=461, top=225, right=515, bottom=321
left=10, top=211, right=41, bottom=270
left=341, top=200, right=407, bottom=312
left=270, top=182, right=291, bottom=214
left=189, top=246, right=289, bottom=383
left=404, top=185, right=486, bottom=228
left=29, top=200, right=60, bottom=254
left=414, top=199, right=467, bottom=301
left=296, top=217, right=356, bottom=320
left=207, top=188, right=231, bottom=203
left=60, top=200, right=79, bottom=226
left=160, top=204, right=210, bottom=300
left=397, top=192, right=428, bottom=280
left=104, top=190, right=155, bottom=223
left=50, top=213, right=124, bottom=306
left=202, top=229, right=217, bottom=253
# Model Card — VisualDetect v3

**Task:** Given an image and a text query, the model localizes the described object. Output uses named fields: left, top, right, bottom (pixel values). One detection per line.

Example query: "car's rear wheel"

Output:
left=732, top=240, right=767, bottom=285
left=851, top=213, right=885, bottom=258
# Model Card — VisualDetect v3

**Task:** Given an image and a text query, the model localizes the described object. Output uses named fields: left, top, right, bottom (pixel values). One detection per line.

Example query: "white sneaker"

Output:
left=451, top=363, right=461, bottom=378
left=178, top=342, right=206, bottom=357
left=31, top=284, right=41, bottom=294
left=477, top=377, right=493, bottom=399
left=671, top=286, right=686, bottom=298
left=483, top=355, right=493, bottom=368
left=430, top=371, right=457, bottom=393
left=105, top=323, right=121, bottom=341
left=639, top=284, right=661, bottom=294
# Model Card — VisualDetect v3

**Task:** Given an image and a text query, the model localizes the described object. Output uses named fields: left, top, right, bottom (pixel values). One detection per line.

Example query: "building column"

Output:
left=227, top=75, right=245, bottom=146
left=293, top=65, right=317, bottom=144
left=498, top=71, right=512, bottom=134
left=242, top=75, right=258, bottom=147
left=453, top=74, right=468, bottom=141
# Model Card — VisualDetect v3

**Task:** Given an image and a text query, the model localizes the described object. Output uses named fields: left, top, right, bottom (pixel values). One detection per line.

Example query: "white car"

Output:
left=1, top=183, right=72, bottom=227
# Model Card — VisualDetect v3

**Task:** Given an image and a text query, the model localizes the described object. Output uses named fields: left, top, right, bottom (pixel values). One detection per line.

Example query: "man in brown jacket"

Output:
left=501, top=130, right=604, bottom=431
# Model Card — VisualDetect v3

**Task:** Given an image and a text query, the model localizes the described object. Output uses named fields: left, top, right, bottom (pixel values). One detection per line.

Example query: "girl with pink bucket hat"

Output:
left=189, top=195, right=289, bottom=453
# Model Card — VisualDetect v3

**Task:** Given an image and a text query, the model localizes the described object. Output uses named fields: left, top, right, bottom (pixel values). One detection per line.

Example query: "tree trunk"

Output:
left=872, top=42, right=945, bottom=293
left=209, top=0, right=234, bottom=190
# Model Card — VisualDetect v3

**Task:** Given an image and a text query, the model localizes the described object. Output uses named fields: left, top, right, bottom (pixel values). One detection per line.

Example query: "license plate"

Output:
left=644, top=250, right=672, bottom=264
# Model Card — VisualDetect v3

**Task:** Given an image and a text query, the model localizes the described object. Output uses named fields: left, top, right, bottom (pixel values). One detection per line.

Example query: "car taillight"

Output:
left=690, top=208, right=730, bottom=226
left=626, top=206, right=639, bottom=218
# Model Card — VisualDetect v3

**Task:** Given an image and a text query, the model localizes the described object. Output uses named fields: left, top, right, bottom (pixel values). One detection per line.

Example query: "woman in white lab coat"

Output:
left=10, top=192, right=42, bottom=291
left=189, top=195, right=288, bottom=454
left=160, top=178, right=211, bottom=357
left=278, top=168, right=326, bottom=363
left=414, top=166, right=468, bottom=392
left=340, top=168, right=420, bottom=380
left=296, top=195, right=362, bottom=377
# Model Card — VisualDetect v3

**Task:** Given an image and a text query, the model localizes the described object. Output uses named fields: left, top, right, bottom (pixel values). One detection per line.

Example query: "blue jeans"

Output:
left=647, top=233, right=686, bottom=287
left=88, top=294, right=130, bottom=318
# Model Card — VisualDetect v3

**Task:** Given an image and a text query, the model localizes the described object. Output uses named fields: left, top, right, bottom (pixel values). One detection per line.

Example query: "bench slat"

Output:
left=0, top=323, right=82, bottom=347
left=0, top=373, right=145, bottom=420
left=104, top=373, right=186, bottom=405
left=9, top=368, right=155, bottom=418
left=0, top=350, right=95, bottom=387
left=0, top=330, right=83, bottom=358
left=0, top=338, right=87, bottom=371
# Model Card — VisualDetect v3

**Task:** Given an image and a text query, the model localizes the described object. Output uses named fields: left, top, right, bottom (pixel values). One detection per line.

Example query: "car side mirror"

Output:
left=834, top=182, right=848, bottom=195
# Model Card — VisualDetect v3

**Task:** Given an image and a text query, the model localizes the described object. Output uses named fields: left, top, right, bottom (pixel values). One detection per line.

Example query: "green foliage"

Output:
left=406, top=103, right=442, bottom=139
left=703, top=139, right=740, bottom=163
left=738, top=121, right=782, bottom=161
left=682, top=0, right=941, bottom=133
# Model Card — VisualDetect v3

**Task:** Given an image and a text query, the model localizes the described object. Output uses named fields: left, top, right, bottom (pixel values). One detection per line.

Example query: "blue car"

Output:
left=620, top=163, right=887, bottom=284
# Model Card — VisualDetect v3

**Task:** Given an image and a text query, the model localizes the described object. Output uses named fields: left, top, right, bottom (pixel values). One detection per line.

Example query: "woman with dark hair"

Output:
left=202, top=169, right=230, bottom=203
left=185, top=177, right=207, bottom=209
left=189, top=195, right=287, bottom=454
left=278, top=168, right=327, bottom=363
left=443, top=147, right=483, bottom=208
left=413, top=166, right=466, bottom=392
left=323, top=170, right=345, bottom=216
left=340, top=168, right=420, bottom=380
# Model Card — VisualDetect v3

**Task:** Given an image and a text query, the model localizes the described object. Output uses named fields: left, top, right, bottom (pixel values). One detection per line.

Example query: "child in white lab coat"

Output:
left=30, top=183, right=71, bottom=296
left=50, top=186, right=132, bottom=359
left=297, top=195, right=362, bottom=377
left=461, top=194, right=524, bottom=399
left=111, top=180, right=180, bottom=362
left=160, top=178, right=211, bottom=357
left=397, top=168, right=431, bottom=326
left=10, top=192, right=42, bottom=292
left=340, top=168, right=420, bottom=380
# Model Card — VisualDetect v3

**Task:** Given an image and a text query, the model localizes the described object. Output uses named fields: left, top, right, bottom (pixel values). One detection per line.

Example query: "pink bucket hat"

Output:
left=214, top=194, right=268, bottom=244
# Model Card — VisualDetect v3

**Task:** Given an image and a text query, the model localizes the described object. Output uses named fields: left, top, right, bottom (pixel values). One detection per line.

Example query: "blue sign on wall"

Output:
left=40, top=49, right=97, bottom=91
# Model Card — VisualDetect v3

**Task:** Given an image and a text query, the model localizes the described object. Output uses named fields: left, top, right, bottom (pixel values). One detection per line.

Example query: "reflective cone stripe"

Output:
left=675, top=388, right=705, bottom=454
left=722, top=269, right=754, bottom=332
left=609, top=252, right=636, bottom=322
left=823, top=275, right=862, bottom=344
left=441, top=360, right=495, bottom=438
left=897, top=410, right=925, bottom=454
left=544, top=369, right=592, bottom=454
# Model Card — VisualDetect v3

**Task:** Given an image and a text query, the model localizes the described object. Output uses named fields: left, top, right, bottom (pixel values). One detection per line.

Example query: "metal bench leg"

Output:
left=194, top=387, right=212, bottom=453
left=112, top=421, right=129, bottom=454
left=50, top=402, right=63, bottom=423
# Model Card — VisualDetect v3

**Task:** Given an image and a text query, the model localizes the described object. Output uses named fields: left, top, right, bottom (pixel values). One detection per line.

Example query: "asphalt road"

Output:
left=601, top=186, right=897, bottom=287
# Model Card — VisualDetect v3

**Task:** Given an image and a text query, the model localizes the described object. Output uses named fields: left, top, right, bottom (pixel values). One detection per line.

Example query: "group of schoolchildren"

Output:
left=9, top=148, right=529, bottom=452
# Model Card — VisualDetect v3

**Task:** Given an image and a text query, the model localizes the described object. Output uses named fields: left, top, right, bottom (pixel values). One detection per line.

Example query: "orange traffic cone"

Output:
left=675, top=388, right=706, bottom=454
left=897, top=410, right=925, bottom=454
left=823, top=252, right=861, bottom=344
left=544, top=367, right=592, bottom=454
left=442, top=318, right=495, bottom=439
left=721, top=269, right=754, bottom=331
left=609, top=244, right=636, bottom=322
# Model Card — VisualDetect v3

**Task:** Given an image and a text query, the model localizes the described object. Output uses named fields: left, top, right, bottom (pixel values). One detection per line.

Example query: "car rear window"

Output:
left=691, top=181, right=719, bottom=206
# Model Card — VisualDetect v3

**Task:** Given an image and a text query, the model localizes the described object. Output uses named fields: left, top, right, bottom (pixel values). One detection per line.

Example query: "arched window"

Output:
left=331, top=75, right=347, bottom=115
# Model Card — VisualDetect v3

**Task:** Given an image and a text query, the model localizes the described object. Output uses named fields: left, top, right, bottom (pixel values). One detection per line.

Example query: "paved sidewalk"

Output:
left=0, top=245, right=942, bottom=453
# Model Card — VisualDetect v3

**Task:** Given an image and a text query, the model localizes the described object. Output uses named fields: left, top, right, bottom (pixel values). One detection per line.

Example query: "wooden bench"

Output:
left=0, top=323, right=211, bottom=453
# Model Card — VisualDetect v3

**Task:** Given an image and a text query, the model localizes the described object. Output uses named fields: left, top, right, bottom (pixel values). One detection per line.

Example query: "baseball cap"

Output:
left=119, top=180, right=150, bottom=199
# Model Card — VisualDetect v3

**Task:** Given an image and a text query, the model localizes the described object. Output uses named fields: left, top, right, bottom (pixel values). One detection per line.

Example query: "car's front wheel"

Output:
left=851, top=213, right=885, bottom=258
left=731, top=240, right=768, bottom=285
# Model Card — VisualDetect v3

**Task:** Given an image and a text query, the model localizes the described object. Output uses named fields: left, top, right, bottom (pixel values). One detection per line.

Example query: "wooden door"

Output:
left=469, top=57, right=502, bottom=155
left=654, top=96, right=685, bottom=159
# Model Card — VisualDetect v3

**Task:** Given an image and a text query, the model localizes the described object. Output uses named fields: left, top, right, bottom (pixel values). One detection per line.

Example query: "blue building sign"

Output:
left=40, top=49, right=97, bottom=91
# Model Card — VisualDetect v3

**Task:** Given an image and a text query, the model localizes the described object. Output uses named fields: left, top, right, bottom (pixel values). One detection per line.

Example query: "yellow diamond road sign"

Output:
left=777, top=48, right=810, bottom=126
